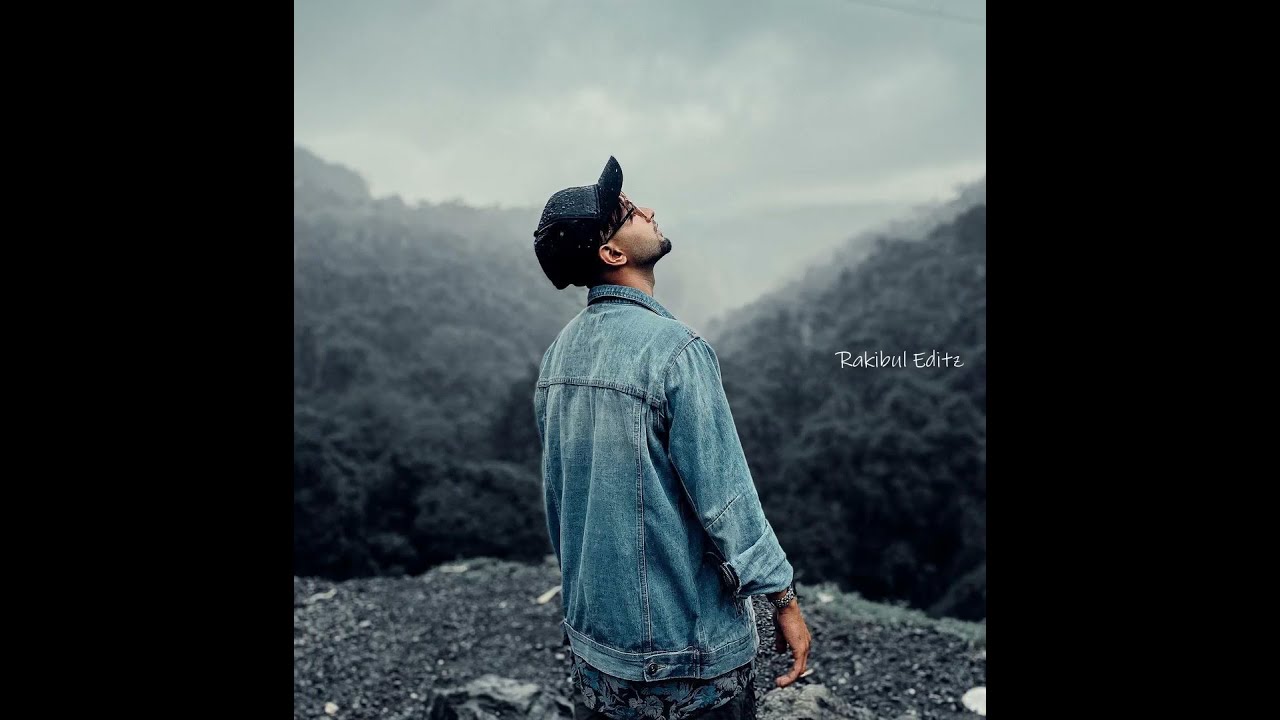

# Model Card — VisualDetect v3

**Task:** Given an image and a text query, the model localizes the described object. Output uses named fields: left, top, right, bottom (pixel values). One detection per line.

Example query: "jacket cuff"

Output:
left=718, top=528, right=793, bottom=598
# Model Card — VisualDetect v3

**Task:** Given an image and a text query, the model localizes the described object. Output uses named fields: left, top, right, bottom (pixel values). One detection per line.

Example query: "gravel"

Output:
left=294, top=556, right=985, bottom=719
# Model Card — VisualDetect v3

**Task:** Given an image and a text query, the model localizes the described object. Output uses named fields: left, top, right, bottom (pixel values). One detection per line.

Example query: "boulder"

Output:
left=427, top=673, right=572, bottom=719
left=757, top=683, right=874, bottom=720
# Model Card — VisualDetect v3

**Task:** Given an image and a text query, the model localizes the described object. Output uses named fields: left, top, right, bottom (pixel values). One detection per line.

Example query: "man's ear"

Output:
left=598, top=241, right=627, bottom=269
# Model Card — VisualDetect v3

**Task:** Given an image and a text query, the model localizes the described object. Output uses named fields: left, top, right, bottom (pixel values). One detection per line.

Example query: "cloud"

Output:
left=294, top=0, right=985, bottom=219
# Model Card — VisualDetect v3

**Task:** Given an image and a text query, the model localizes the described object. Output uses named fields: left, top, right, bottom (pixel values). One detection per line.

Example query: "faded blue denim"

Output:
left=534, top=284, right=793, bottom=683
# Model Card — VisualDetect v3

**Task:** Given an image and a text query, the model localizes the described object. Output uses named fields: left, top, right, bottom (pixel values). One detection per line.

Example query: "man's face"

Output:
left=606, top=191, right=671, bottom=267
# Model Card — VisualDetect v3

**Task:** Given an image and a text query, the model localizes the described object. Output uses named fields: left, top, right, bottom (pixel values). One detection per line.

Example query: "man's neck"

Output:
left=597, top=269, right=657, bottom=297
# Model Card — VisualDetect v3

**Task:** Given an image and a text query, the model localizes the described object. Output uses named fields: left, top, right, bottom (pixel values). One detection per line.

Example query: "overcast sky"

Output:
left=295, top=0, right=984, bottom=322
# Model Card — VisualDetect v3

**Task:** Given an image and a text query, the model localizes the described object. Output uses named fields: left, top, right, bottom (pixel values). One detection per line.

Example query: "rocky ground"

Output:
left=295, top=557, right=986, bottom=719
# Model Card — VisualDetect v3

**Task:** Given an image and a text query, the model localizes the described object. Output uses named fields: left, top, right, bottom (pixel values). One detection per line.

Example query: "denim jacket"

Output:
left=534, top=284, right=793, bottom=683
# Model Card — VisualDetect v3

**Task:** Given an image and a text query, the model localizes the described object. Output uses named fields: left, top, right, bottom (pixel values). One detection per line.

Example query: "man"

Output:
left=532, top=157, right=811, bottom=720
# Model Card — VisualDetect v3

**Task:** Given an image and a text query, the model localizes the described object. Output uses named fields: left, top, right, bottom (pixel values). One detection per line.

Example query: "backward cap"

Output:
left=534, top=156, right=624, bottom=236
left=533, top=156, right=625, bottom=289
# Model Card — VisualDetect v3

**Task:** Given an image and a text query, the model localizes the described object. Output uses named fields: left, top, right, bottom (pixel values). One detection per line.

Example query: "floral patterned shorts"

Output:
left=570, top=655, right=757, bottom=720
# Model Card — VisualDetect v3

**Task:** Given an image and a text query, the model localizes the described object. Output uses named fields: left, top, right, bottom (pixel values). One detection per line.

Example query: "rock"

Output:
left=324, top=701, right=339, bottom=715
left=757, top=683, right=871, bottom=720
left=307, top=588, right=338, bottom=604
left=962, top=686, right=986, bottom=716
left=426, top=674, right=572, bottom=719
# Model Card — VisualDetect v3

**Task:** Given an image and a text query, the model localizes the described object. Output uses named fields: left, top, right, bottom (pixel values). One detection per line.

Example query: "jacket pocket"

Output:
left=705, top=550, right=745, bottom=618
left=705, top=550, right=737, bottom=592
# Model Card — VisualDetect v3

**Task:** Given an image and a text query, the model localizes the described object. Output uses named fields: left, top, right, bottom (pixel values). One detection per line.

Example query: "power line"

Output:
left=841, top=0, right=985, bottom=27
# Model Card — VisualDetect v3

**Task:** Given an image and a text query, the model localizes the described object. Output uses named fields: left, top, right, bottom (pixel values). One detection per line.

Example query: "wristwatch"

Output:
left=769, top=583, right=796, bottom=611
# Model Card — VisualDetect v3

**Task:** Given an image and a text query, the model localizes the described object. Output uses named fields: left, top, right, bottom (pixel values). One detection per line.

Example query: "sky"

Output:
left=294, top=0, right=985, bottom=324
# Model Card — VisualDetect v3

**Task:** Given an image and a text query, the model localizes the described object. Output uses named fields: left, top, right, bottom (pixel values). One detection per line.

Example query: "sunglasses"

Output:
left=612, top=195, right=652, bottom=233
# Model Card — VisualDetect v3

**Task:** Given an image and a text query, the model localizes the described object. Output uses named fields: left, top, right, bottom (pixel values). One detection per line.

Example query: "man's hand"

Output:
left=771, top=598, right=812, bottom=688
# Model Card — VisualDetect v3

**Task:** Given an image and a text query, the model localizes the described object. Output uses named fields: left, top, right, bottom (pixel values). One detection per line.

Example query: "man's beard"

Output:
left=641, top=237, right=672, bottom=267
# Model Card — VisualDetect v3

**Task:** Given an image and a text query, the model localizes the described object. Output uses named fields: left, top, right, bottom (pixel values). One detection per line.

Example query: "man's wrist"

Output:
left=765, top=583, right=797, bottom=611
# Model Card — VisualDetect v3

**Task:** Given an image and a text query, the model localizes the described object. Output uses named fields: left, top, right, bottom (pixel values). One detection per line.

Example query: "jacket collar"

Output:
left=587, top=284, right=677, bottom=320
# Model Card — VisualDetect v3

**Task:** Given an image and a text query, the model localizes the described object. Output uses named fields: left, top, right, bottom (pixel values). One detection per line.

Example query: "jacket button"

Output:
left=647, top=663, right=659, bottom=674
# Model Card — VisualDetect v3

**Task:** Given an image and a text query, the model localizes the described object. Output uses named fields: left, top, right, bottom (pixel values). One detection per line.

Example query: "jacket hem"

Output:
left=562, top=618, right=758, bottom=682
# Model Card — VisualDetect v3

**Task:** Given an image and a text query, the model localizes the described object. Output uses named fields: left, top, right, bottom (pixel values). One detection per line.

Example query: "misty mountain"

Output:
left=702, top=179, right=985, bottom=340
left=294, top=147, right=371, bottom=203
left=294, top=146, right=584, bottom=577
left=293, top=146, right=584, bottom=424
left=705, top=191, right=987, bottom=619
left=291, top=148, right=978, bottom=334
left=665, top=199, right=909, bottom=331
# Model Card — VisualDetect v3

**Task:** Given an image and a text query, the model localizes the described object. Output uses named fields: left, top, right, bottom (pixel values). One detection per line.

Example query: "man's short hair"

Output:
left=533, top=202, right=629, bottom=289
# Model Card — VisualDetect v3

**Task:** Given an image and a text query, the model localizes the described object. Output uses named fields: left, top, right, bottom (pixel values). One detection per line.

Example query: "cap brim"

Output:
left=595, top=155, right=623, bottom=221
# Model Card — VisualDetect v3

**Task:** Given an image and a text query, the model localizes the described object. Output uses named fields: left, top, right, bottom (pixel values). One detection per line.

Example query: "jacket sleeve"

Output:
left=533, top=383, right=561, bottom=566
left=663, top=336, right=792, bottom=598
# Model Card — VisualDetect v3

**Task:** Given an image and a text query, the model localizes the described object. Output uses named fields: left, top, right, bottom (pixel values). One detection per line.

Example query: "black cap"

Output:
left=532, top=156, right=625, bottom=289
left=534, top=156, right=624, bottom=236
